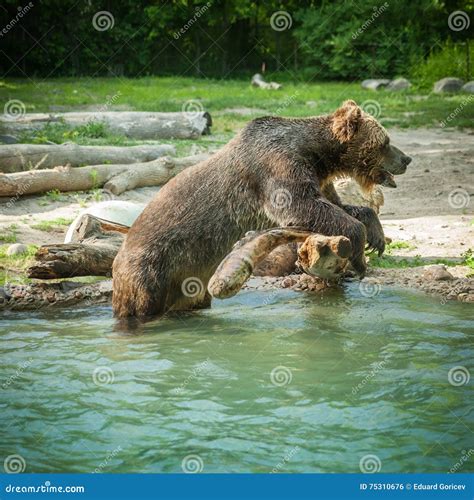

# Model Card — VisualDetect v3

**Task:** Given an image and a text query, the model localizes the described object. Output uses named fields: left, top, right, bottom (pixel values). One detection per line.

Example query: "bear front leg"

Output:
left=264, top=181, right=367, bottom=277
left=322, top=182, right=385, bottom=256
left=342, top=205, right=385, bottom=256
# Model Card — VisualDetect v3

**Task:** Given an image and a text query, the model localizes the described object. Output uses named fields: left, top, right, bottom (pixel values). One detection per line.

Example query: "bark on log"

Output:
left=26, top=215, right=125, bottom=279
left=0, top=280, right=112, bottom=311
left=297, top=235, right=351, bottom=279
left=208, top=228, right=350, bottom=299
left=0, top=153, right=209, bottom=197
left=0, top=144, right=176, bottom=173
left=251, top=73, right=282, bottom=90
left=0, top=111, right=212, bottom=140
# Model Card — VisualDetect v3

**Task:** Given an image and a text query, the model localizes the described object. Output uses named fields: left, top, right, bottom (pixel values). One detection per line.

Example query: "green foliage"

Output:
left=462, top=249, right=474, bottom=270
left=1, top=0, right=471, bottom=80
left=31, top=218, right=74, bottom=232
left=411, top=39, right=473, bottom=88
left=294, top=0, right=446, bottom=80
left=0, top=224, right=18, bottom=243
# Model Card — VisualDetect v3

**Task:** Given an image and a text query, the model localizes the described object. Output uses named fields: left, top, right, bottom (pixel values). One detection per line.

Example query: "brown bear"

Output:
left=112, top=100, right=411, bottom=318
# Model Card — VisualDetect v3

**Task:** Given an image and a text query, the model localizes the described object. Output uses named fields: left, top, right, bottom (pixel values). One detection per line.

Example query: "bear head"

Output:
left=331, top=100, right=411, bottom=190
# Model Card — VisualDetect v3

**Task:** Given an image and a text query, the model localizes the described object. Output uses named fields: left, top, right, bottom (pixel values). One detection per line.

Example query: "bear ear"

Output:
left=331, top=100, right=362, bottom=143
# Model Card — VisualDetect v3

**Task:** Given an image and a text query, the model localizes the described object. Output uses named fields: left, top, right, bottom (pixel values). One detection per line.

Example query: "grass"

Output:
left=0, top=224, right=19, bottom=243
left=0, top=77, right=472, bottom=150
left=368, top=246, right=474, bottom=270
left=0, top=244, right=38, bottom=286
left=31, top=217, right=74, bottom=232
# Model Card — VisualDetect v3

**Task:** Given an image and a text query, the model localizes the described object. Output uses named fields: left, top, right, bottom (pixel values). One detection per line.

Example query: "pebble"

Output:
left=422, top=265, right=454, bottom=281
left=6, top=243, right=29, bottom=256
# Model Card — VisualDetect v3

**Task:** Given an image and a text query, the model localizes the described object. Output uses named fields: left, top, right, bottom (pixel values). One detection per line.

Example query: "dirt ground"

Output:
left=1, top=127, right=473, bottom=302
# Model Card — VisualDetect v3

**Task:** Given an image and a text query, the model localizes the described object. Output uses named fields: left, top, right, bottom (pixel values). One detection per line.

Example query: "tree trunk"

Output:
left=0, top=144, right=176, bottom=173
left=208, top=228, right=351, bottom=299
left=0, top=111, right=212, bottom=140
left=27, top=214, right=126, bottom=279
left=0, top=153, right=209, bottom=197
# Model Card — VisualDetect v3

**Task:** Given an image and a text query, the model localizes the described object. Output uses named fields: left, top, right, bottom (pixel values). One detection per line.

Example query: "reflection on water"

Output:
left=1, top=284, right=472, bottom=473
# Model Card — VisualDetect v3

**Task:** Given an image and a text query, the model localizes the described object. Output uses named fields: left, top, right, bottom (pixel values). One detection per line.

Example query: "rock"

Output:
left=433, top=78, right=464, bottom=93
left=461, top=81, right=474, bottom=93
left=6, top=243, right=29, bottom=256
left=0, top=134, right=19, bottom=144
left=422, top=265, right=454, bottom=281
left=386, top=78, right=411, bottom=91
left=361, top=79, right=390, bottom=91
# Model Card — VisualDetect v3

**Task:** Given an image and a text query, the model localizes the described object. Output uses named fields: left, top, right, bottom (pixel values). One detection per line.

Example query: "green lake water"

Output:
left=1, top=284, right=472, bottom=473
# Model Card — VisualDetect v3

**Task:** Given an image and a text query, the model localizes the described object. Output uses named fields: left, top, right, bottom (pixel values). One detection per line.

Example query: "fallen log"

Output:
left=208, top=228, right=350, bottom=299
left=251, top=73, right=282, bottom=90
left=27, top=214, right=125, bottom=279
left=0, top=144, right=176, bottom=173
left=0, top=111, right=212, bottom=140
left=0, top=153, right=209, bottom=197
left=0, top=280, right=112, bottom=311
left=297, top=234, right=351, bottom=279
